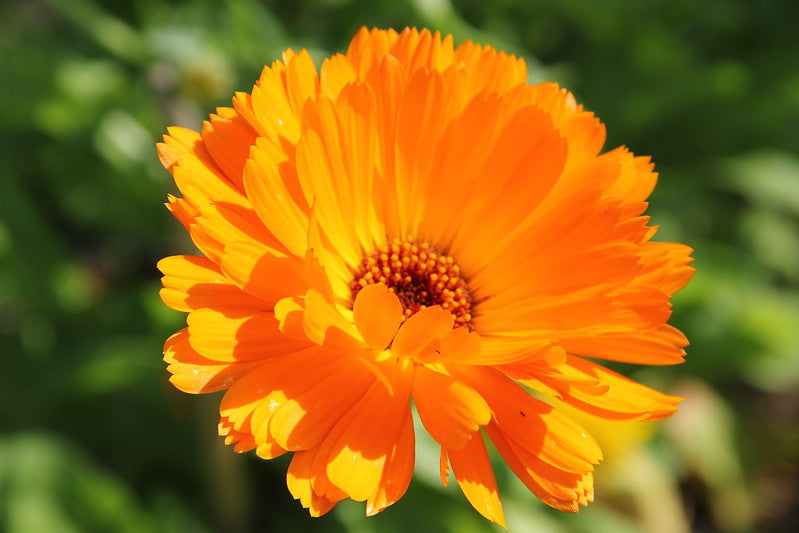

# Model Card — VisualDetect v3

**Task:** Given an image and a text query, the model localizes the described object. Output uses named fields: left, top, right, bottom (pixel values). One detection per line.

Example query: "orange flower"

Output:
left=157, top=27, right=694, bottom=526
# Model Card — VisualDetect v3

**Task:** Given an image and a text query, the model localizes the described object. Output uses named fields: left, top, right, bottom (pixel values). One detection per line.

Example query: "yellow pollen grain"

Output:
left=350, top=238, right=474, bottom=328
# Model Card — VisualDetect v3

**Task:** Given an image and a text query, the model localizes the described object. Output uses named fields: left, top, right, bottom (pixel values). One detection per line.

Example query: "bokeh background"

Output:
left=1, top=0, right=798, bottom=531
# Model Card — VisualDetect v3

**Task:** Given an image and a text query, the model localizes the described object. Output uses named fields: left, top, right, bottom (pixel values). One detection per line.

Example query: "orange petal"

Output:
left=218, top=416, right=259, bottom=454
left=485, top=423, right=594, bottom=512
left=389, top=28, right=455, bottom=77
left=163, top=329, right=264, bottom=394
left=268, top=355, right=375, bottom=451
left=287, top=448, right=344, bottom=517
left=319, top=53, right=357, bottom=99
left=453, top=366, right=602, bottom=474
left=295, top=116, right=361, bottom=267
left=418, top=94, right=506, bottom=248
left=600, top=147, right=657, bottom=205
left=633, top=241, right=696, bottom=294
left=412, top=365, right=491, bottom=449
left=559, top=323, right=688, bottom=365
left=391, top=305, right=453, bottom=360
left=452, top=38, right=528, bottom=99
left=302, top=289, right=363, bottom=350
left=157, top=126, right=200, bottom=170
left=447, top=432, right=506, bottom=527
left=283, top=48, right=320, bottom=114
left=165, top=194, right=196, bottom=230
left=366, top=409, right=415, bottom=515
left=527, top=355, right=683, bottom=421
left=346, top=27, right=399, bottom=77
left=304, top=248, right=339, bottom=303
left=331, top=83, right=387, bottom=251
left=353, top=283, right=403, bottom=350
left=187, top=308, right=309, bottom=362
left=320, top=359, right=414, bottom=502
left=201, top=107, right=257, bottom=190
left=273, top=296, right=306, bottom=339
left=243, top=138, right=309, bottom=258
left=165, top=129, right=248, bottom=209
left=219, top=346, right=330, bottom=433
left=158, top=255, right=266, bottom=312
left=448, top=105, right=566, bottom=276
left=418, top=327, right=483, bottom=364
left=439, top=448, right=450, bottom=487
left=219, top=240, right=307, bottom=306
left=304, top=213, right=358, bottom=311
left=392, top=69, right=449, bottom=237
left=249, top=54, right=305, bottom=144
left=190, top=201, right=285, bottom=263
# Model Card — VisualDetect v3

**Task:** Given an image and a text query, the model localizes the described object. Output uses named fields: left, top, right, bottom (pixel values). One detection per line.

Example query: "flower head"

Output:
left=157, top=27, right=694, bottom=526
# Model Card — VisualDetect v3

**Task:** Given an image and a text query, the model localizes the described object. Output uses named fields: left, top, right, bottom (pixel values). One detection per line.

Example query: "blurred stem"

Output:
left=666, top=380, right=755, bottom=531
left=200, top=397, right=251, bottom=533
left=606, top=448, right=691, bottom=533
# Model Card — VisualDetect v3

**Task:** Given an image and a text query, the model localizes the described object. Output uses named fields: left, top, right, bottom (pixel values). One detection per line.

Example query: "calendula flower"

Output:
left=157, top=27, right=694, bottom=526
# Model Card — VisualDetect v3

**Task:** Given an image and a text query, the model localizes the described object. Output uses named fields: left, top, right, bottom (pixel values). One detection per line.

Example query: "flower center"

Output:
left=350, top=238, right=473, bottom=328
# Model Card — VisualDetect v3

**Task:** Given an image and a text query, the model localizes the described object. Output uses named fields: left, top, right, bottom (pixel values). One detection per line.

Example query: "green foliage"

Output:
left=0, top=434, right=208, bottom=533
left=1, top=1, right=797, bottom=532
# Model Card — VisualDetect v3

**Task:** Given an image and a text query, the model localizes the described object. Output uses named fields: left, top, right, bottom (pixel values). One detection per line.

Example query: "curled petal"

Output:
left=412, top=365, right=491, bottom=449
left=486, top=423, right=594, bottom=512
left=452, top=366, right=602, bottom=473
left=527, top=355, right=683, bottom=421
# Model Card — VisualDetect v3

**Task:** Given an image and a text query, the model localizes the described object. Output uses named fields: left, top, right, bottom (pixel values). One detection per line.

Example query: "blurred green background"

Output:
left=1, top=0, right=798, bottom=531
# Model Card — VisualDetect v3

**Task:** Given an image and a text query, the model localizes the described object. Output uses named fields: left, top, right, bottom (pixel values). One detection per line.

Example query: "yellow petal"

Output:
left=273, top=296, right=306, bottom=339
left=286, top=447, right=344, bottom=517
left=447, top=432, right=506, bottom=528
